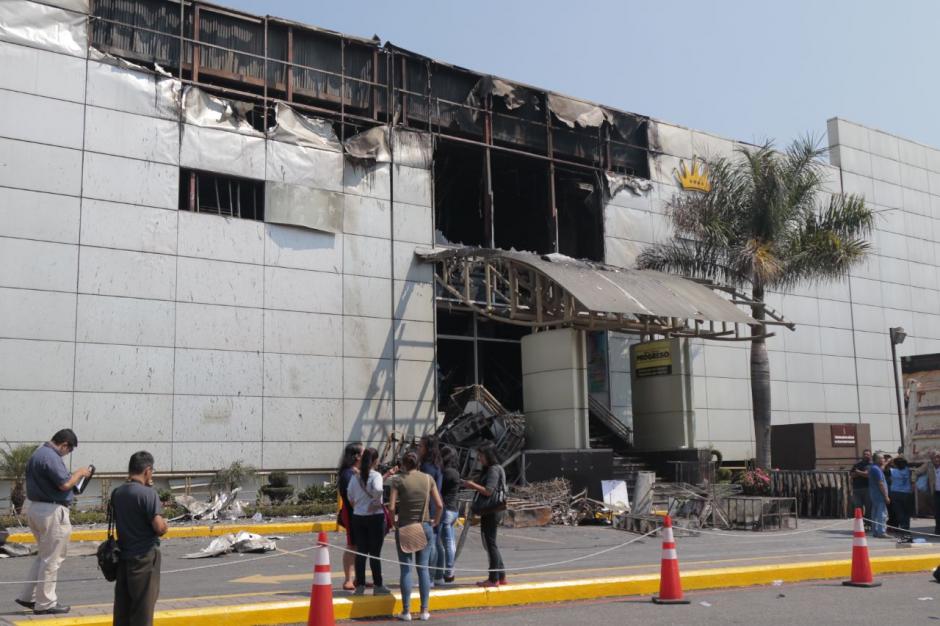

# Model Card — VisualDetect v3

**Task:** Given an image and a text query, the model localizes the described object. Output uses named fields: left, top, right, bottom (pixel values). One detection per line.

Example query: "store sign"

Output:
left=831, top=424, right=857, bottom=448
left=634, top=340, right=673, bottom=377
left=675, top=157, right=712, bottom=193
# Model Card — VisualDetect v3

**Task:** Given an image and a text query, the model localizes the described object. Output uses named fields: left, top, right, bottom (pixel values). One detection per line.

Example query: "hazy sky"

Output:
left=224, top=1, right=939, bottom=149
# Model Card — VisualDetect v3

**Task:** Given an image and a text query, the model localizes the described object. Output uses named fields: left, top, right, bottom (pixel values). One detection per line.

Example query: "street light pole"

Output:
left=889, top=326, right=907, bottom=453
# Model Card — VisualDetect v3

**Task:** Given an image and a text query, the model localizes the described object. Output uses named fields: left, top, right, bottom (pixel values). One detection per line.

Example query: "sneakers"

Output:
left=373, top=585, right=392, bottom=595
left=14, top=599, right=34, bottom=610
left=395, top=612, right=413, bottom=621
left=34, top=605, right=70, bottom=615
left=498, top=578, right=509, bottom=586
left=443, top=576, right=455, bottom=584
left=353, top=585, right=366, bottom=595
left=419, top=611, right=431, bottom=621
left=476, top=580, right=499, bottom=588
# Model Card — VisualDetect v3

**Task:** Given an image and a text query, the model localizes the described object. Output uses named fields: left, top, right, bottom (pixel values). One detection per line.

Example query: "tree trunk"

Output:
left=10, top=480, right=25, bottom=514
left=750, top=286, right=772, bottom=469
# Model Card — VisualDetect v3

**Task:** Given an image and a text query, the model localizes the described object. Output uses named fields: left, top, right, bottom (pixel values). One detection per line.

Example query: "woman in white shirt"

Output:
left=347, top=447, right=394, bottom=595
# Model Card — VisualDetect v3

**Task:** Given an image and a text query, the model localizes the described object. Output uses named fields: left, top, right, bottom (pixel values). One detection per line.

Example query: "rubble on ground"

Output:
left=508, top=478, right=608, bottom=527
left=173, top=488, right=251, bottom=521
left=181, top=531, right=277, bottom=559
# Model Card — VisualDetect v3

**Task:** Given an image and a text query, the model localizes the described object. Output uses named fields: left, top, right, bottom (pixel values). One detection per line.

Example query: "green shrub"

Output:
left=268, top=471, right=290, bottom=488
left=297, top=482, right=337, bottom=504
left=715, top=467, right=733, bottom=483
left=210, top=461, right=257, bottom=494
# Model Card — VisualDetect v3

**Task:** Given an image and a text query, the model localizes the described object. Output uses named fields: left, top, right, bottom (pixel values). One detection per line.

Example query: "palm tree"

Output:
left=637, top=137, right=874, bottom=468
left=0, top=442, right=37, bottom=513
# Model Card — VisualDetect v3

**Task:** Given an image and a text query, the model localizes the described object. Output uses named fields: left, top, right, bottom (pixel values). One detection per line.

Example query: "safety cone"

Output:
left=307, top=531, right=336, bottom=626
left=843, top=507, right=881, bottom=588
left=652, top=515, right=690, bottom=604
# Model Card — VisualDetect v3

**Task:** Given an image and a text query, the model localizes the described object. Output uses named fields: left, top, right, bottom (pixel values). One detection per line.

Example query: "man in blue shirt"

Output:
left=868, top=452, right=890, bottom=538
left=111, top=451, right=167, bottom=626
left=16, top=429, right=93, bottom=615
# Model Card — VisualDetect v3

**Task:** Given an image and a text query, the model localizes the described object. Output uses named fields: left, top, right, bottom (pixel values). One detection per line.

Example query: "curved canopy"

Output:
left=417, top=247, right=762, bottom=339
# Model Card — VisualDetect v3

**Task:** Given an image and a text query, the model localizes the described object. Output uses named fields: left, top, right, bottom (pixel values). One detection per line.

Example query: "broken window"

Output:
left=434, top=141, right=487, bottom=247
left=556, top=169, right=604, bottom=262
left=436, top=310, right=525, bottom=412
left=178, top=169, right=264, bottom=221
left=90, top=0, right=185, bottom=68
left=492, top=151, right=553, bottom=254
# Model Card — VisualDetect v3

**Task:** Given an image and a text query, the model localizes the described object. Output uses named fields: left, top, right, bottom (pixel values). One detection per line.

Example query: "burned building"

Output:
left=0, top=0, right=934, bottom=475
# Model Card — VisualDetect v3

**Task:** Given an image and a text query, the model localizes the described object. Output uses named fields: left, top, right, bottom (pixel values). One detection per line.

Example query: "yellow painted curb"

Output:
left=17, top=552, right=940, bottom=626
left=7, top=521, right=337, bottom=544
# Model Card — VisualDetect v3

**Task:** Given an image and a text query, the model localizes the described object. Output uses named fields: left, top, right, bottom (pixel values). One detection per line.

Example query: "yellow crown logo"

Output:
left=675, top=157, right=711, bottom=193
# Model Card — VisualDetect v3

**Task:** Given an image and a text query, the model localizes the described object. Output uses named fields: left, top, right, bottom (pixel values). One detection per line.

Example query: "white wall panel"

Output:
left=344, top=162, right=390, bottom=199
left=0, top=187, right=80, bottom=244
left=82, top=152, right=177, bottom=209
left=265, top=141, right=342, bottom=191
left=0, top=287, right=74, bottom=341
left=175, top=303, right=262, bottom=352
left=393, top=241, right=433, bottom=283
left=72, top=442, right=173, bottom=474
left=344, top=234, right=391, bottom=279
left=391, top=165, right=432, bottom=207
left=343, top=397, right=393, bottom=443
left=74, top=343, right=173, bottom=394
left=79, top=247, right=175, bottom=300
left=650, top=122, right=693, bottom=159
left=343, top=195, right=390, bottom=239
left=0, top=237, right=77, bottom=291
left=263, top=224, right=342, bottom=272
left=0, top=138, right=81, bottom=195
left=0, top=390, right=72, bottom=440
left=262, top=353, right=342, bottom=398
left=173, top=395, right=261, bottom=441
left=343, top=357, right=392, bottom=400
left=393, top=359, right=434, bottom=403
left=343, top=316, right=393, bottom=359
left=785, top=352, right=824, bottom=383
left=393, top=280, right=433, bottom=322
left=80, top=199, right=177, bottom=254
left=73, top=392, right=172, bottom=440
left=76, top=294, right=174, bottom=347
left=828, top=119, right=869, bottom=152
left=0, top=89, right=84, bottom=149
left=393, top=201, right=433, bottom=245
left=0, top=339, right=73, bottom=390
left=178, top=211, right=264, bottom=265
left=0, top=40, right=85, bottom=102
left=263, top=310, right=342, bottom=357
left=262, top=397, right=343, bottom=441
left=172, top=442, right=260, bottom=471
left=85, top=60, right=178, bottom=120
left=344, top=274, right=391, bottom=319
left=83, top=106, right=179, bottom=165
left=0, top=1, right=87, bottom=56
left=180, top=125, right=265, bottom=180
left=263, top=266, right=341, bottom=314
left=177, top=257, right=262, bottom=308
left=261, top=442, right=339, bottom=470
left=174, top=349, right=262, bottom=397
left=394, top=319, right=435, bottom=362
left=868, top=130, right=899, bottom=159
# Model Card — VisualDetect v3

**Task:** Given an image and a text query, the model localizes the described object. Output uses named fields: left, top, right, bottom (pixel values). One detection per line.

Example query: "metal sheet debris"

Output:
left=265, top=182, right=344, bottom=234
left=0, top=542, right=35, bottom=558
left=547, top=93, right=608, bottom=129
left=180, top=124, right=266, bottom=179
left=0, top=0, right=87, bottom=57
left=174, top=488, right=246, bottom=522
left=269, top=102, right=341, bottom=152
left=344, top=126, right=390, bottom=163
left=343, top=126, right=432, bottom=169
left=181, top=86, right=261, bottom=136
left=181, top=531, right=278, bottom=559
left=605, top=172, right=653, bottom=198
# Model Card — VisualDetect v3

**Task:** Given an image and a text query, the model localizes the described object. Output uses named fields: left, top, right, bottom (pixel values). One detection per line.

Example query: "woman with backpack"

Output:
left=462, top=443, right=507, bottom=587
left=888, top=455, right=914, bottom=539
left=336, top=442, right=363, bottom=591
left=346, top=447, right=395, bottom=595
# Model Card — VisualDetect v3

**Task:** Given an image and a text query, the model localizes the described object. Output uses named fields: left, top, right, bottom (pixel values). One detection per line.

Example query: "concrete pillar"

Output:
left=521, top=328, right=589, bottom=450
left=630, top=338, right=694, bottom=451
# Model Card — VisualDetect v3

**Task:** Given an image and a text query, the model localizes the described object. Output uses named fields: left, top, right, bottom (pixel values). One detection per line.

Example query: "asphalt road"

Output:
left=338, top=572, right=940, bottom=626
left=1, top=518, right=937, bottom=620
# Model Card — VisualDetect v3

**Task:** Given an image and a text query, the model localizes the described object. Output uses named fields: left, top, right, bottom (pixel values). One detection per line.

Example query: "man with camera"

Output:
left=111, top=451, right=167, bottom=626
left=16, top=429, right=93, bottom=615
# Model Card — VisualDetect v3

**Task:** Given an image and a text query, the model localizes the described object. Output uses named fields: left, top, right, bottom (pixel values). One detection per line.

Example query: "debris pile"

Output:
left=436, top=385, right=525, bottom=483
left=508, top=478, right=607, bottom=526
left=181, top=531, right=278, bottom=559
left=173, top=488, right=250, bottom=521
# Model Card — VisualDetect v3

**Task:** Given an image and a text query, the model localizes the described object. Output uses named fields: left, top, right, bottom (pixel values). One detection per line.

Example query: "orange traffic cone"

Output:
left=843, top=507, right=881, bottom=588
left=652, top=515, right=689, bottom=604
left=307, top=531, right=336, bottom=626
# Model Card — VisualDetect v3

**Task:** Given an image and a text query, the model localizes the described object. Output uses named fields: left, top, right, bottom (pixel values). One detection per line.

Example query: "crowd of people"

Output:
left=851, top=447, right=927, bottom=540
left=337, top=436, right=508, bottom=621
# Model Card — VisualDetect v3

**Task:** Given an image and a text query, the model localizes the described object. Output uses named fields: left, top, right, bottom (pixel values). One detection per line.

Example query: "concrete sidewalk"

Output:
left=2, top=520, right=938, bottom=625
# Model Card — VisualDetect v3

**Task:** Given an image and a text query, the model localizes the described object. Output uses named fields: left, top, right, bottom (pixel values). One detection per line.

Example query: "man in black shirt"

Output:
left=851, top=449, right=873, bottom=528
left=111, top=451, right=167, bottom=626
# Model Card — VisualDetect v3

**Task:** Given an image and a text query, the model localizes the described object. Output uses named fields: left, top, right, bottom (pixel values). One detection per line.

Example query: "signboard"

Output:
left=633, top=340, right=673, bottom=378
left=830, top=424, right=857, bottom=448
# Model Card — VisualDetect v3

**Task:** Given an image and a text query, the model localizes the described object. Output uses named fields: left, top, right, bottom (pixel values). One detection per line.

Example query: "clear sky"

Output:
left=224, top=0, right=940, bottom=149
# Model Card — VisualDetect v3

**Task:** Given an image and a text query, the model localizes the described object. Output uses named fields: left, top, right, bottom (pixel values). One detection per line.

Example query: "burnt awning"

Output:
left=416, top=247, right=772, bottom=340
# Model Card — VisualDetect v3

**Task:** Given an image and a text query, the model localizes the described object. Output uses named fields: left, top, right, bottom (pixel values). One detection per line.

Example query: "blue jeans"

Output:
left=870, top=498, right=887, bottom=536
left=396, top=523, right=432, bottom=613
left=439, top=509, right=458, bottom=578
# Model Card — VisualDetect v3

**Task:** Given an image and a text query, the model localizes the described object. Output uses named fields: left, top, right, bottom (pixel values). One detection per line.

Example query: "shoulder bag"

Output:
left=96, top=495, right=121, bottom=582
left=397, top=474, right=431, bottom=554
left=471, top=465, right=506, bottom=515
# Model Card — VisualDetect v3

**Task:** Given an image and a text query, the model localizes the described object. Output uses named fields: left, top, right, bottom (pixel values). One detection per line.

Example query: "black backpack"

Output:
left=96, top=496, right=121, bottom=582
